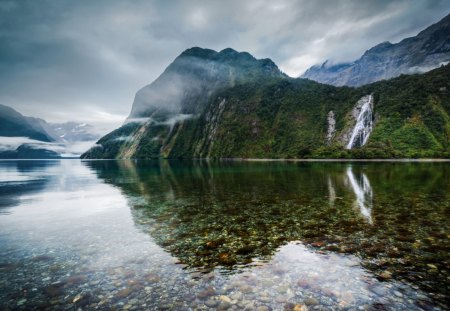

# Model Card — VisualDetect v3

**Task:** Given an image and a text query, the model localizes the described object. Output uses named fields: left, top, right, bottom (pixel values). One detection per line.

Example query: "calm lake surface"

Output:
left=0, top=160, right=448, bottom=310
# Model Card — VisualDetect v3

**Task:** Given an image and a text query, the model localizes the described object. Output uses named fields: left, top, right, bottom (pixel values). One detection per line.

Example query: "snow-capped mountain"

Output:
left=302, top=13, right=450, bottom=86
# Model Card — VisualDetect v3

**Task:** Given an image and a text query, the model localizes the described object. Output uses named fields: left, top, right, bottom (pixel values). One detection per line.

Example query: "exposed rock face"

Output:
left=201, top=98, right=227, bottom=157
left=302, top=13, right=450, bottom=86
left=326, top=111, right=336, bottom=144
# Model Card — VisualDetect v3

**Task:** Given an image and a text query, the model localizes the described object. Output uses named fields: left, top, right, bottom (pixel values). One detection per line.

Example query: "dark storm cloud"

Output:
left=0, top=0, right=448, bottom=133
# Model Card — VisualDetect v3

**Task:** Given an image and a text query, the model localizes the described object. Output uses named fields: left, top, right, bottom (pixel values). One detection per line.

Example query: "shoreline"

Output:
left=0, top=158, right=449, bottom=162
left=222, top=158, right=450, bottom=162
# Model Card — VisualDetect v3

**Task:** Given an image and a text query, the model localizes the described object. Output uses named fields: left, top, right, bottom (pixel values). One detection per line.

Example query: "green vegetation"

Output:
left=83, top=122, right=140, bottom=159
left=82, top=64, right=450, bottom=159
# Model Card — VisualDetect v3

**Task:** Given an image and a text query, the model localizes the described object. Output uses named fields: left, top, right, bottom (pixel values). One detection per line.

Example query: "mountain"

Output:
left=129, top=47, right=285, bottom=119
left=0, top=105, right=99, bottom=158
left=82, top=47, right=286, bottom=159
left=0, top=104, right=54, bottom=142
left=82, top=47, right=450, bottom=160
left=302, top=13, right=450, bottom=86
left=0, top=105, right=59, bottom=158
left=42, top=122, right=99, bottom=142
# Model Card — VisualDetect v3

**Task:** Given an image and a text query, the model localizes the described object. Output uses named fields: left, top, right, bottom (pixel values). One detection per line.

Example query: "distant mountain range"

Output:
left=0, top=104, right=99, bottom=158
left=41, top=122, right=98, bottom=143
left=83, top=44, right=450, bottom=159
left=302, top=13, right=450, bottom=86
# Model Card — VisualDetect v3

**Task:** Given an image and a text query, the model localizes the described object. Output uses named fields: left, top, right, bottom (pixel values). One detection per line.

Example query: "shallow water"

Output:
left=0, top=160, right=448, bottom=310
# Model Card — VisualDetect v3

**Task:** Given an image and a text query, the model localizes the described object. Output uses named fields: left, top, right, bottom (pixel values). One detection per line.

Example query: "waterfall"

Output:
left=346, top=167, right=373, bottom=224
left=346, top=95, right=374, bottom=149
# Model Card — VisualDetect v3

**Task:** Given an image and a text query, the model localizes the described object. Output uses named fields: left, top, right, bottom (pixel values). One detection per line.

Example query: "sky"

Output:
left=0, top=0, right=449, bottom=134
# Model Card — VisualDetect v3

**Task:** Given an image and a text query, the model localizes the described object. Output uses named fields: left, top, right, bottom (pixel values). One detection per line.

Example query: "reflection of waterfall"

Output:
left=346, top=167, right=373, bottom=224
left=346, top=95, right=374, bottom=149
left=328, top=176, right=336, bottom=207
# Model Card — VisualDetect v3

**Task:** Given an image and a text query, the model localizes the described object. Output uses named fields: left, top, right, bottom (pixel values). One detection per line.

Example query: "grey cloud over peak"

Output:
left=0, top=0, right=448, bottom=136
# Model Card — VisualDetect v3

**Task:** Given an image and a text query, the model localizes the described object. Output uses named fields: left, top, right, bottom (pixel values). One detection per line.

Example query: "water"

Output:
left=347, top=95, right=374, bottom=149
left=0, top=160, right=448, bottom=310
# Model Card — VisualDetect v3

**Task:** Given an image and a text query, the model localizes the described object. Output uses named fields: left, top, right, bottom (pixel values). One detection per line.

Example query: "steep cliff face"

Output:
left=82, top=49, right=450, bottom=159
left=129, top=47, right=285, bottom=118
left=302, top=13, right=450, bottom=86
left=83, top=47, right=287, bottom=159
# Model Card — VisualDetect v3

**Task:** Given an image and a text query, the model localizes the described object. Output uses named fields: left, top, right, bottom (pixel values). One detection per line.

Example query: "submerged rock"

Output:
left=303, top=297, right=319, bottom=306
left=116, top=288, right=133, bottom=299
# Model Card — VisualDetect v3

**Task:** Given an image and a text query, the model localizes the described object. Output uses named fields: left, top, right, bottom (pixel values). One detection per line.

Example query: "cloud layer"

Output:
left=0, top=0, right=448, bottom=135
left=0, top=136, right=98, bottom=157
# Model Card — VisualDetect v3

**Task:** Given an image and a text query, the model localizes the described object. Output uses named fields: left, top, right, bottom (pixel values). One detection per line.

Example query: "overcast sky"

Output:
left=0, top=0, right=449, bottom=134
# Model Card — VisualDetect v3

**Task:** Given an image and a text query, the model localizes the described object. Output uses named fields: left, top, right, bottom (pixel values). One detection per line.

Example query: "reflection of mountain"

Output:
left=0, top=160, right=59, bottom=211
left=85, top=160, right=449, bottom=304
left=85, top=160, right=355, bottom=268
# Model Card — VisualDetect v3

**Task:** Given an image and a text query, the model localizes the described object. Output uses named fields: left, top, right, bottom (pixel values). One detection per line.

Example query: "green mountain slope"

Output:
left=82, top=48, right=450, bottom=159
left=0, top=104, right=54, bottom=142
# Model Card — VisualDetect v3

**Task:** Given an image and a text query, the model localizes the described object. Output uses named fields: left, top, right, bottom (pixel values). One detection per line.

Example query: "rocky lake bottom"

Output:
left=0, top=160, right=448, bottom=310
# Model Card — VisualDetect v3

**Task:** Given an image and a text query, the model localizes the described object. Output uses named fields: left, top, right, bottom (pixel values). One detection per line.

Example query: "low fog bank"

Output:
left=0, top=137, right=98, bottom=158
